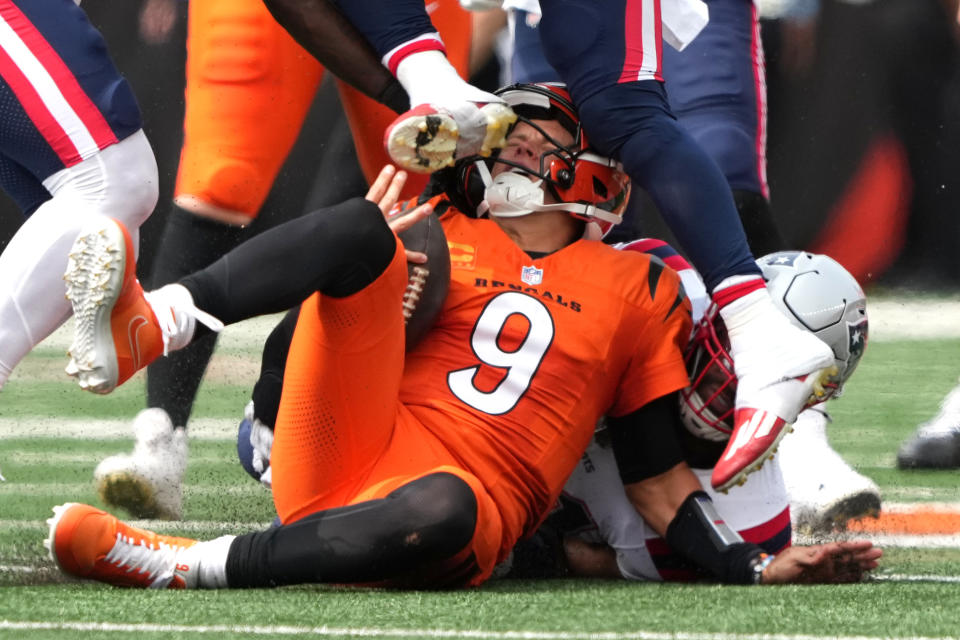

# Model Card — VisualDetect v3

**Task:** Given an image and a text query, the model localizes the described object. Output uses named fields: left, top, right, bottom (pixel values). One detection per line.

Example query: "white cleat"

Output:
left=897, top=381, right=960, bottom=469
left=63, top=220, right=130, bottom=393
left=779, top=409, right=881, bottom=535
left=384, top=101, right=517, bottom=173
left=94, top=408, right=187, bottom=520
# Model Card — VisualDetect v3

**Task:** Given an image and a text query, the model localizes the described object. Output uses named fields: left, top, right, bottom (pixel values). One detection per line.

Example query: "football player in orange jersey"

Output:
left=49, top=83, right=879, bottom=590
left=94, top=0, right=479, bottom=522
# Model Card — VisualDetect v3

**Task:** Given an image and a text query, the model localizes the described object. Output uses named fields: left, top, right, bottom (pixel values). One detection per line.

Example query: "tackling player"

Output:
left=500, top=248, right=879, bottom=580
left=47, top=83, right=878, bottom=589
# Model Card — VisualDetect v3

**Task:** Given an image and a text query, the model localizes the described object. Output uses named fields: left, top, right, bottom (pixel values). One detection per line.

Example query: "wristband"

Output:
left=750, top=552, right=775, bottom=585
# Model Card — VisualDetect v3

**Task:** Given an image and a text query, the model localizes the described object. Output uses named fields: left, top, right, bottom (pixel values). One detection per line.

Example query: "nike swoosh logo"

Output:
left=127, top=314, right=150, bottom=371
left=425, top=1, right=440, bottom=13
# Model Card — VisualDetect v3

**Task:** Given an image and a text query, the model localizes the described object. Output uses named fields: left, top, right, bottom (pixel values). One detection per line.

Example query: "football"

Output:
left=397, top=211, right=451, bottom=350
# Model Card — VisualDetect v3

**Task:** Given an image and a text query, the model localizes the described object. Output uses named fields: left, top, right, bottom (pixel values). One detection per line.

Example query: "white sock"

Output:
left=186, top=535, right=235, bottom=589
left=396, top=50, right=499, bottom=108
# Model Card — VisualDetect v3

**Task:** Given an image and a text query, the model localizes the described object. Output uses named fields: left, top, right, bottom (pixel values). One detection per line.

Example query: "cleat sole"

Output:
left=63, top=224, right=126, bottom=394
left=97, top=471, right=163, bottom=520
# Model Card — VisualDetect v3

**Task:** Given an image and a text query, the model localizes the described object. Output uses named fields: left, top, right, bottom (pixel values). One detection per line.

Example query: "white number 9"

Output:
left=448, top=292, right=554, bottom=415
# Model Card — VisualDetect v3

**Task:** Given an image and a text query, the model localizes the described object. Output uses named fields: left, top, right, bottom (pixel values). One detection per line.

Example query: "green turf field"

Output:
left=2, top=304, right=960, bottom=639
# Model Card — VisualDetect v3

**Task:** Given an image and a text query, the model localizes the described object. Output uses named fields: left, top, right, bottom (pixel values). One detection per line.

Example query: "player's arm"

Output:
left=260, top=0, right=410, bottom=113
left=607, top=392, right=768, bottom=584
left=608, top=393, right=882, bottom=584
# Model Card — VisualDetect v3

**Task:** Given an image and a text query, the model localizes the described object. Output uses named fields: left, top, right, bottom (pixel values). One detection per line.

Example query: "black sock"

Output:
left=733, top=190, right=785, bottom=256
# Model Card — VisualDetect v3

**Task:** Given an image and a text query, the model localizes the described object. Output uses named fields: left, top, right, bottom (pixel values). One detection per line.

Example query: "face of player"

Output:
left=492, top=118, right=575, bottom=183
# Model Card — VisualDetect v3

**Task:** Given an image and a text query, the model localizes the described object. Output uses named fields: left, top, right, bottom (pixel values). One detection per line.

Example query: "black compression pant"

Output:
left=226, top=472, right=479, bottom=588
left=179, top=197, right=396, bottom=336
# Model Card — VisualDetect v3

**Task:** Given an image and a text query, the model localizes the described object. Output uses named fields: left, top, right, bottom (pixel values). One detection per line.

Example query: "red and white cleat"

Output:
left=384, top=101, right=517, bottom=173
left=710, top=287, right=836, bottom=492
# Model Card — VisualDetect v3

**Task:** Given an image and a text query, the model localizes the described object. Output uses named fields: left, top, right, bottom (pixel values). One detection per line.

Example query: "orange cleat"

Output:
left=45, top=502, right=198, bottom=588
left=64, top=218, right=163, bottom=394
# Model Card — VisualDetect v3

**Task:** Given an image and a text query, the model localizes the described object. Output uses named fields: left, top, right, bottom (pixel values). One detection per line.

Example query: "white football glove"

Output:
left=244, top=401, right=274, bottom=489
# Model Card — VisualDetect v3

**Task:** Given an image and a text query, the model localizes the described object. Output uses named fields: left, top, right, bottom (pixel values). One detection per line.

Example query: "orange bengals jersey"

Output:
left=400, top=209, right=693, bottom=551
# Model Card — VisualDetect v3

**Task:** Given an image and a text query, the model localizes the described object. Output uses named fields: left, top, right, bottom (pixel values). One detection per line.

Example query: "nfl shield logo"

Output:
left=521, top=265, right=543, bottom=285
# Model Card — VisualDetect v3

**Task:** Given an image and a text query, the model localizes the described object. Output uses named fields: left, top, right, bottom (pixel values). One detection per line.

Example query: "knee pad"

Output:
left=103, top=130, right=159, bottom=230
left=43, top=130, right=159, bottom=231
left=177, top=0, right=321, bottom=217
left=388, top=473, right=479, bottom=556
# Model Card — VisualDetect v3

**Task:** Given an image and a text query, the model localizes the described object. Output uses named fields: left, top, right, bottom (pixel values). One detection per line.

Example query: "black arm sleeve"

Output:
left=606, top=392, right=686, bottom=485
left=261, top=0, right=410, bottom=113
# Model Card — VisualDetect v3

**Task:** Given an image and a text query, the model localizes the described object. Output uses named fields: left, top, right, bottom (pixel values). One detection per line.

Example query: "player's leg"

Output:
left=341, top=0, right=515, bottom=172
left=48, top=464, right=503, bottom=589
left=0, top=0, right=156, bottom=391
left=896, top=381, right=960, bottom=469
left=778, top=409, right=881, bottom=532
left=96, top=0, right=324, bottom=521
left=537, top=0, right=833, bottom=492
left=64, top=196, right=398, bottom=391
left=51, top=236, right=504, bottom=589
left=661, top=0, right=784, bottom=255
left=335, top=0, right=474, bottom=199
left=505, top=1, right=782, bottom=254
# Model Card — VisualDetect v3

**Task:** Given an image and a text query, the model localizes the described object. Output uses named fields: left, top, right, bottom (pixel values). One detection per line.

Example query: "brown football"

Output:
left=397, top=211, right=450, bottom=350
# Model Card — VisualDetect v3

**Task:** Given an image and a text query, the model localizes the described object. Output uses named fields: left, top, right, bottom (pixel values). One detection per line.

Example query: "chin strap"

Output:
left=477, top=164, right=622, bottom=228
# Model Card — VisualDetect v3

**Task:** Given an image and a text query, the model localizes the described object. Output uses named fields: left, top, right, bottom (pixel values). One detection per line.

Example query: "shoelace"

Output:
left=104, top=531, right=184, bottom=588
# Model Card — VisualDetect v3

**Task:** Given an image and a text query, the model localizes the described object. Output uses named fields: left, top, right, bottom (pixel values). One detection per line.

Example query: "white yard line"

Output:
left=867, top=298, right=960, bottom=341
left=0, top=621, right=956, bottom=640
left=0, top=417, right=236, bottom=439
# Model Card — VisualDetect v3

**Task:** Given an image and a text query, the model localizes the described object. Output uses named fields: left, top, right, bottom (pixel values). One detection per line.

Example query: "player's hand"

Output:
left=760, top=540, right=882, bottom=584
left=367, top=165, right=432, bottom=265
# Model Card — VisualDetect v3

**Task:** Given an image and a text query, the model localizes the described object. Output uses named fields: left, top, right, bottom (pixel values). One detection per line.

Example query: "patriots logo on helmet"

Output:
left=761, top=252, right=800, bottom=267
left=848, top=318, right=868, bottom=363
